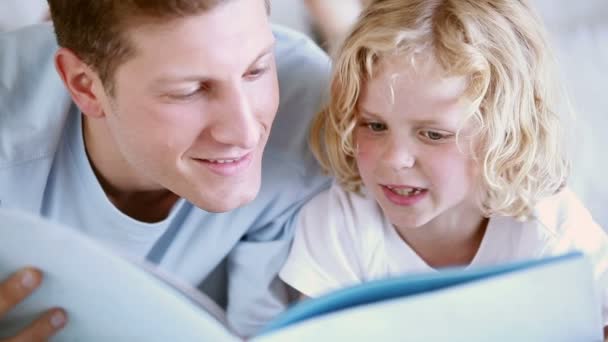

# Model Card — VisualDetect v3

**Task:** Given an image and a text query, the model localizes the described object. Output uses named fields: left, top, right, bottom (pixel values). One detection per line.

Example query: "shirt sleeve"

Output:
left=226, top=167, right=331, bottom=336
left=575, top=214, right=608, bottom=328
left=225, top=205, right=302, bottom=337
left=566, top=192, right=608, bottom=328
left=539, top=189, right=608, bottom=327
left=223, top=25, right=331, bottom=338
left=573, top=217, right=608, bottom=328
left=279, top=184, right=365, bottom=298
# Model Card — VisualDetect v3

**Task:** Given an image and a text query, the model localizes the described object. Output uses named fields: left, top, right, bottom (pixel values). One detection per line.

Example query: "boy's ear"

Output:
left=54, top=47, right=106, bottom=118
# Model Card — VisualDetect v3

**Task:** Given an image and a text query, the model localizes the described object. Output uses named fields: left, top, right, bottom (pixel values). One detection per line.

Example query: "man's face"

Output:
left=97, top=0, right=278, bottom=212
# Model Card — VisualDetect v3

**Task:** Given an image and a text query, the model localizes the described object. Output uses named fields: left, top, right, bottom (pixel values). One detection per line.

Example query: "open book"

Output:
left=0, top=208, right=603, bottom=341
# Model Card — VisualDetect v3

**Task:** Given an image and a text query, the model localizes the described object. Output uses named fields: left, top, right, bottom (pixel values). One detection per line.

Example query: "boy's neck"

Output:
left=395, top=207, right=489, bottom=269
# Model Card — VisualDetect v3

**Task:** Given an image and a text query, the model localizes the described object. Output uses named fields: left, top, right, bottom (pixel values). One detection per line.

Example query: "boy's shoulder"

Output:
left=0, top=24, right=73, bottom=167
left=304, top=182, right=369, bottom=210
left=532, top=187, right=605, bottom=247
left=300, top=183, right=385, bottom=234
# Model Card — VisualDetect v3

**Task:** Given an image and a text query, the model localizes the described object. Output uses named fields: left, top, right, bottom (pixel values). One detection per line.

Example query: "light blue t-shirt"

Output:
left=0, top=23, right=331, bottom=336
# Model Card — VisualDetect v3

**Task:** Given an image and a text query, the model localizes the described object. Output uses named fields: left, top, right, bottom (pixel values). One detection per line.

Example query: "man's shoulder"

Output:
left=272, top=24, right=330, bottom=69
left=0, top=24, right=59, bottom=88
left=1, top=23, right=56, bottom=58
left=272, top=24, right=331, bottom=97
left=0, top=24, right=73, bottom=167
left=268, top=25, right=331, bottom=158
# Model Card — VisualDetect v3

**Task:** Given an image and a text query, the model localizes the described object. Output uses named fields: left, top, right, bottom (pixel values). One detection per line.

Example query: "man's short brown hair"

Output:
left=48, top=0, right=271, bottom=94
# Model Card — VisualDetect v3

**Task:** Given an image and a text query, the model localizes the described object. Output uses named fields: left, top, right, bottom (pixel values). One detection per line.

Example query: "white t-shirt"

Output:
left=280, top=182, right=608, bottom=326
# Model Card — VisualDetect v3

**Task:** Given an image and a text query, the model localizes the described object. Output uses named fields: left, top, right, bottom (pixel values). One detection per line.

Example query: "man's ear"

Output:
left=54, top=47, right=107, bottom=118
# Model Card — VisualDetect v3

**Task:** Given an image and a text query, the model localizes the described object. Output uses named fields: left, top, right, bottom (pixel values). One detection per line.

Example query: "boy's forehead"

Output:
left=366, top=55, right=469, bottom=103
left=357, top=54, right=472, bottom=125
left=374, top=53, right=446, bottom=83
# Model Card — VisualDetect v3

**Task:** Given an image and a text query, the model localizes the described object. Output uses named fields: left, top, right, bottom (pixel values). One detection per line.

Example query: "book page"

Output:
left=136, top=259, right=231, bottom=328
left=256, top=254, right=601, bottom=341
left=0, top=208, right=240, bottom=341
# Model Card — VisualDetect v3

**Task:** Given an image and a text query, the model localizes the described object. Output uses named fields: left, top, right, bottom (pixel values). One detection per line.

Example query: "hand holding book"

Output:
left=0, top=268, right=66, bottom=341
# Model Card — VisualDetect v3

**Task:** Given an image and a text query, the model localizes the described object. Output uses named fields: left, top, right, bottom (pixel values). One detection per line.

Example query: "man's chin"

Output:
left=191, top=185, right=260, bottom=213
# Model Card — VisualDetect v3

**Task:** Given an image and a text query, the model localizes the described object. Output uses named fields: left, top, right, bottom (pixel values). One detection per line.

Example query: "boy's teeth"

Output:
left=388, top=186, right=422, bottom=196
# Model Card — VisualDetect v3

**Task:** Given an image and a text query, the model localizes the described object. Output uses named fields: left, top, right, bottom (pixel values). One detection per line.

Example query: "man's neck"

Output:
left=82, top=115, right=179, bottom=223
left=103, top=190, right=180, bottom=223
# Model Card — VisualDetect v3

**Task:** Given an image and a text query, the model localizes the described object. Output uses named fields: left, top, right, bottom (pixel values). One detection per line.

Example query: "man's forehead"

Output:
left=117, top=1, right=273, bottom=76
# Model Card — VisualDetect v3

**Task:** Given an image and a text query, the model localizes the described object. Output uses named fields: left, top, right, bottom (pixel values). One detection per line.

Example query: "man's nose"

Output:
left=209, top=85, right=259, bottom=150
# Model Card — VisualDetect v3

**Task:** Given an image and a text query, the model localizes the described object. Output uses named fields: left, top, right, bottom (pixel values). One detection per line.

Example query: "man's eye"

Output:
left=245, top=66, right=268, bottom=79
left=366, top=122, right=387, bottom=132
left=171, top=91, right=198, bottom=100
left=169, top=83, right=210, bottom=100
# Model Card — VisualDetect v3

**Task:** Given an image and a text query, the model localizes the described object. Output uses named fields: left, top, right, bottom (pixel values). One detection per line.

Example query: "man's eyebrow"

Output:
left=153, top=74, right=211, bottom=85
left=246, top=40, right=276, bottom=69
left=152, top=41, right=276, bottom=85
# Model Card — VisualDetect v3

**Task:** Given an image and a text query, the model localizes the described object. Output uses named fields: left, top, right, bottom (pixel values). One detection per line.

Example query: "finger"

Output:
left=5, top=308, right=67, bottom=342
left=0, top=268, right=42, bottom=317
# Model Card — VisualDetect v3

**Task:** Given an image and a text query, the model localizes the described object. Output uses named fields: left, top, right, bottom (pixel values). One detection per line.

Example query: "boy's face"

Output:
left=355, top=55, right=481, bottom=232
left=94, top=0, right=278, bottom=212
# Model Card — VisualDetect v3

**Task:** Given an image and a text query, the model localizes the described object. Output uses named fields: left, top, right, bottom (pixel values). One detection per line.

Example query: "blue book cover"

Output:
left=260, top=252, right=592, bottom=334
left=257, top=252, right=602, bottom=341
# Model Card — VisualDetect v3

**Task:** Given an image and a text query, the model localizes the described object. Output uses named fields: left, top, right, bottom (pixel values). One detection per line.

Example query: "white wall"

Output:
left=529, top=0, right=608, bottom=229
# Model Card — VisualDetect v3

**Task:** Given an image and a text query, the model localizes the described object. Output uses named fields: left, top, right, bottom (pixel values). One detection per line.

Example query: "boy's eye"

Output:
left=421, top=130, right=448, bottom=141
left=366, top=122, right=387, bottom=132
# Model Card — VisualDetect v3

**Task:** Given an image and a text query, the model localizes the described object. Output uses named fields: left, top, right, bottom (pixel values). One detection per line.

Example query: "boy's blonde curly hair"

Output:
left=310, top=0, right=569, bottom=219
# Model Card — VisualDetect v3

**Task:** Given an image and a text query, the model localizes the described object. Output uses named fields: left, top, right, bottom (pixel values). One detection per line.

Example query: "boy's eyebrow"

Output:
left=410, top=118, right=449, bottom=126
left=359, top=107, right=453, bottom=126
left=357, top=107, right=383, bottom=119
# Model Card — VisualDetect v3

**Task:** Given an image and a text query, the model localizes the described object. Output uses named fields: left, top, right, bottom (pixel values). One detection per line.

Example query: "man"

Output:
left=0, top=0, right=330, bottom=339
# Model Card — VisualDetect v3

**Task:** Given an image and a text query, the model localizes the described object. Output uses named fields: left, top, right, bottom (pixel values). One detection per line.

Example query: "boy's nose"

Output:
left=383, top=139, right=415, bottom=171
